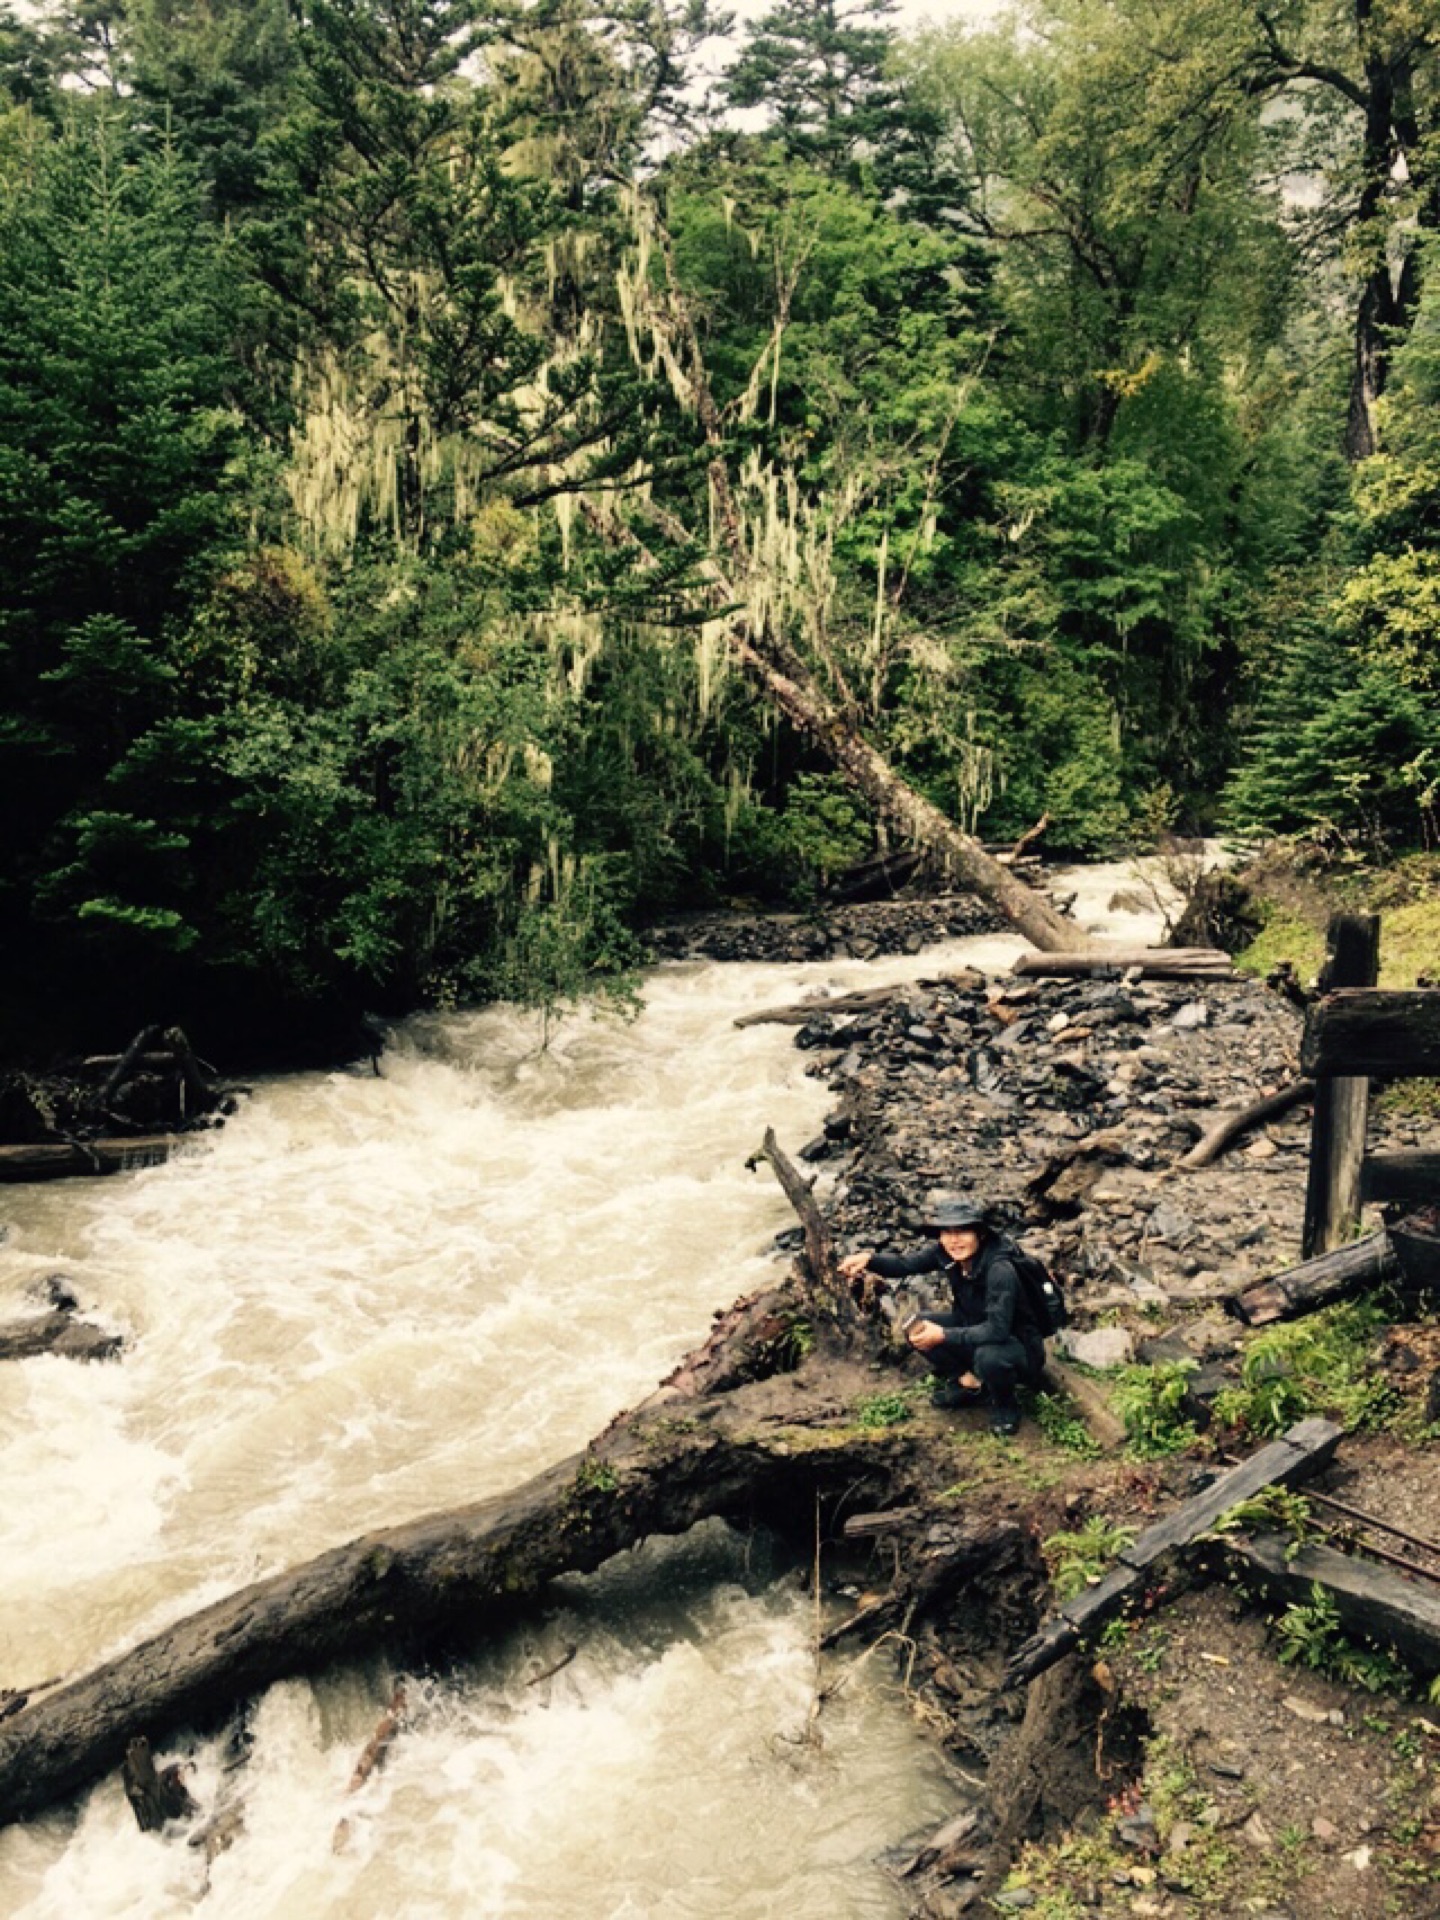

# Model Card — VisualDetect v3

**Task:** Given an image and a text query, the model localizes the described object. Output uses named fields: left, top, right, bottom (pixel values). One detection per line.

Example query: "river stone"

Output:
left=1056, top=1326, right=1135, bottom=1369
left=1145, top=1199, right=1196, bottom=1246
left=1171, top=1000, right=1209, bottom=1030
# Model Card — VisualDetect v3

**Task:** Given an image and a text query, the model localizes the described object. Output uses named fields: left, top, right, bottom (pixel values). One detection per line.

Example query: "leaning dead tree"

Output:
left=591, top=193, right=1084, bottom=956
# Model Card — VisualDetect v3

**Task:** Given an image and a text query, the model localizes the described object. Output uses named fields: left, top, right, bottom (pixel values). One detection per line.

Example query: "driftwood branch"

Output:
left=122, top=1735, right=197, bottom=1832
left=1007, top=812, right=1051, bottom=863
left=345, top=1682, right=407, bottom=1794
left=734, top=987, right=901, bottom=1029
left=747, top=1127, right=849, bottom=1320
left=1177, top=1079, right=1315, bottom=1171
left=101, top=1026, right=163, bottom=1110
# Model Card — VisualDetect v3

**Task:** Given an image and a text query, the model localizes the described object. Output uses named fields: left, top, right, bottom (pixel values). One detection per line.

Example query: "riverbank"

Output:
left=4, top=852, right=1438, bottom=1914
left=746, top=902, right=1440, bottom=1915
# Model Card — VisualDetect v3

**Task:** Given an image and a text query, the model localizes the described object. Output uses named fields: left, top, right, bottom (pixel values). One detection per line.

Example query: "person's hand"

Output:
left=907, top=1319, right=946, bottom=1352
left=958, top=1371, right=981, bottom=1390
left=838, top=1250, right=873, bottom=1279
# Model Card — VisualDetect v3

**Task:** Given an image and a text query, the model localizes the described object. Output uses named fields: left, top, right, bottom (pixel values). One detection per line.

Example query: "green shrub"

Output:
left=1043, top=1516, right=1137, bottom=1601
left=1113, top=1361, right=1199, bottom=1458
left=1210, top=1301, right=1396, bottom=1438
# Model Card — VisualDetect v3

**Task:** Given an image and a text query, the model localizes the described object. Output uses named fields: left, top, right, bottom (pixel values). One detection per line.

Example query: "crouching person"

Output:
left=839, top=1198, right=1045, bottom=1435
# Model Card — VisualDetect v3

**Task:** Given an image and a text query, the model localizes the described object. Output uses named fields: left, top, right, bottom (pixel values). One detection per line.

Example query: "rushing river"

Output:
left=0, top=866, right=1170, bottom=1917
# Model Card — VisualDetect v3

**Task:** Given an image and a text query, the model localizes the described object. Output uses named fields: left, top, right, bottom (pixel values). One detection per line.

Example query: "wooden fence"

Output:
left=1302, top=913, right=1440, bottom=1255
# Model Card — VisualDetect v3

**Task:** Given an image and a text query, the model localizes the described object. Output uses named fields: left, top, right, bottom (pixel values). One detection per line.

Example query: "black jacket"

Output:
left=867, top=1233, right=1038, bottom=1351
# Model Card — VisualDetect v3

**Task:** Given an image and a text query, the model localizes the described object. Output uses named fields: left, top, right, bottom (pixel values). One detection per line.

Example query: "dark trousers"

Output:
left=911, top=1314, right=1043, bottom=1408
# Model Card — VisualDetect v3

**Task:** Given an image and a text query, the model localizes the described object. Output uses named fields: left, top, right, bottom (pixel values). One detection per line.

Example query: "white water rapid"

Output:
left=0, top=864, right=1175, bottom=1918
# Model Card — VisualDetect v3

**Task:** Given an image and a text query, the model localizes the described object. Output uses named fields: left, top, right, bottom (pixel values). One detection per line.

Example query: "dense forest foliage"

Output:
left=1, top=0, right=1437, bottom=1056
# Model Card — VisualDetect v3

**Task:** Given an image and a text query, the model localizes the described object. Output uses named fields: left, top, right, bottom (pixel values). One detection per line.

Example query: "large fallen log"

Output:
left=0, top=1139, right=907, bottom=1831
left=0, top=1379, right=967, bottom=1828
left=1003, top=1418, right=1343, bottom=1689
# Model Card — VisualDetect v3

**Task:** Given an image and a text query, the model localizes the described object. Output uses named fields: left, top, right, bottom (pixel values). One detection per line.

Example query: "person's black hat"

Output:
left=922, top=1196, right=988, bottom=1234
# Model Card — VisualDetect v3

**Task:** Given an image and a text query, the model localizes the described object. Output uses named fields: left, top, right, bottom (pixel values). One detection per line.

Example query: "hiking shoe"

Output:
left=933, top=1380, right=984, bottom=1411
left=989, top=1404, right=1022, bottom=1437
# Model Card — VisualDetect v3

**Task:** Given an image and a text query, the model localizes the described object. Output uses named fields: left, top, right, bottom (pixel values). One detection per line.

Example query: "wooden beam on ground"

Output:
left=1041, top=1357, right=1127, bottom=1450
left=1230, top=1532, right=1440, bottom=1675
left=0, top=1136, right=182, bottom=1183
left=1302, top=916, right=1379, bottom=1257
left=1229, top=1230, right=1399, bottom=1327
left=1302, top=989, right=1440, bottom=1080
left=1012, top=949, right=1236, bottom=982
left=1003, top=1418, right=1343, bottom=1689
left=1361, top=1153, right=1440, bottom=1207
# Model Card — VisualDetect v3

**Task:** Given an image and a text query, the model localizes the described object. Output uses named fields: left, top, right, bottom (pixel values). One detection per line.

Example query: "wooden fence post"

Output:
left=1302, top=913, right=1380, bottom=1258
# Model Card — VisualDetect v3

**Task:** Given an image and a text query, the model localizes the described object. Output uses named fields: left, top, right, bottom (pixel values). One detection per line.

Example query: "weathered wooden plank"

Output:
left=0, top=1136, right=181, bottom=1183
left=1361, top=1153, right=1440, bottom=1206
left=1232, top=1533, right=1440, bottom=1675
left=1391, top=1218, right=1440, bottom=1292
left=1117, top=1419, right=1342, bottom=1569
left=1058, top=1561, right=1139, bottom=1629
left=1303, top=916, right=1378, bottom=1256
left=1003, top=1419, right=1342, bottom=1688
left=1042, top=1357, right=1127, bottom=1450
left=1302, top=989, right=1440, bottom=1079
left=1229, top=1230, right=1399, bottom=1327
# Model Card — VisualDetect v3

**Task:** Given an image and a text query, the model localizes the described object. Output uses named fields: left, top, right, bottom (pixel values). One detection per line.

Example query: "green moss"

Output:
left=1377, top=887, right=1440, bottom=987
left=574, top=1455, right=619, bottom=1495
left=1235, top=902, right=1327, bottom=983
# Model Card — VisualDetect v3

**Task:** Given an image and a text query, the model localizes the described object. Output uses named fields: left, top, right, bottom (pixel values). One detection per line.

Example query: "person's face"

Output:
left=938, top=1226, right=982, bottom=1265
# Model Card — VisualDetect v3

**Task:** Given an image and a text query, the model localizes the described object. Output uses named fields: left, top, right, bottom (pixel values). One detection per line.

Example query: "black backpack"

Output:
left=1003, top=1238, right=1069, bottom=1336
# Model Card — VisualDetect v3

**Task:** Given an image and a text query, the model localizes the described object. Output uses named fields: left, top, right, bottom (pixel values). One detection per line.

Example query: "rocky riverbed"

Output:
left=646, top=890, right=1011, bottom=963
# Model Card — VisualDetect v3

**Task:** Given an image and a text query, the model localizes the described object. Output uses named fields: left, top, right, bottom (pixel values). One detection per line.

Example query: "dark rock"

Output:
left=795, top=1016, right=837, bottom=1050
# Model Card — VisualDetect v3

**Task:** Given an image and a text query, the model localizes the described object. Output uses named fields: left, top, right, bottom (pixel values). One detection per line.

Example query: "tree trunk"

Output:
left=727, top=625, right=1084, bottom=953
left=0, top=1367, right=1013, bottom=1829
